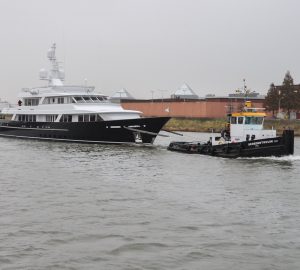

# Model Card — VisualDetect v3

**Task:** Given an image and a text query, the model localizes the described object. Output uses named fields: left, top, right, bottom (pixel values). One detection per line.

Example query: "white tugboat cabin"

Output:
left=227, top=101, right=276, bottom=143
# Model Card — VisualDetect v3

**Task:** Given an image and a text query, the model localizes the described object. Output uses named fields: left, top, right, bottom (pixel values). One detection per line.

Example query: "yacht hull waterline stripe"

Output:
left=0, top=126, right=69, bottom=131
left=0, top=133, right=153, bottom=145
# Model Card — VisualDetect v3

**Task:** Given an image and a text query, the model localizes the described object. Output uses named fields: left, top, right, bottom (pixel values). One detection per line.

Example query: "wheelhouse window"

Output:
left=17, top=114, right=37, bottom=122
left=24, top=98, right=40, bottom=106
left=238, top=117, right=244, bottom=124
left=245, top=117, right=263, bottom=125
left=231, top=117, right=237, bottom=124
left=60, top=115, right=73, bottom=122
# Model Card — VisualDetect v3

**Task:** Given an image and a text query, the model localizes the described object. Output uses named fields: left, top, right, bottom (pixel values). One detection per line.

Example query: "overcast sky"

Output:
left=0, top=0, right=300, bottom=102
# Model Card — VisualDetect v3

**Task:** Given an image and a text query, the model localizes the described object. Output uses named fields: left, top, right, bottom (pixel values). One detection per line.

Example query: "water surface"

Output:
left=0, top=133, right=300, bottom=269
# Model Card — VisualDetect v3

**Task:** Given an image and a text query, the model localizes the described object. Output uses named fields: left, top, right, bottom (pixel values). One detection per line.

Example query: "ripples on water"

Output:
left=0, top=133, right=300, bottom=270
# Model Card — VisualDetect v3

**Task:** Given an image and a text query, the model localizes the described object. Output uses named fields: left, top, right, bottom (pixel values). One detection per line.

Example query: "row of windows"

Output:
left=46, top=115, right=58, bottom=122
left=231, top=116, right=263, bottom=125
left=16, top=114, right=103, bottom=122
left=18, top=115, right=37, bottom=122
left=78, top=114, right=103, bottom=122
left=60, top=115, right=72, bottom=122
left=74, top=96, right=107, bottom=103
left=24, top=98, right=40, bottom=106
left=42, top=96, right=107, bottom=105
left=43, top=97, right=73, bottom=104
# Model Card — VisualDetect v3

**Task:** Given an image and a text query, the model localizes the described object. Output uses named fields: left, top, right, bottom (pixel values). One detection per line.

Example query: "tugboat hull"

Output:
left=168, top=130, right=294, bottom=158
left=0, top=117, right=170, bottom=144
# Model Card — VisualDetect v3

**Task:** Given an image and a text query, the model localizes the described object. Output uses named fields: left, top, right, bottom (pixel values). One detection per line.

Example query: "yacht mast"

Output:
left=39, top=43, right=65, bottom=87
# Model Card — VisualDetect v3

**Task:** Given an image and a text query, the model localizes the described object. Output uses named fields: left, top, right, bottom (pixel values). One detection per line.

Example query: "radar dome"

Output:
left=58, top=69, right=65, bottom=80
left=47, top=48, right=55, bottom=59
left=39, top=68, right=48, bottom=79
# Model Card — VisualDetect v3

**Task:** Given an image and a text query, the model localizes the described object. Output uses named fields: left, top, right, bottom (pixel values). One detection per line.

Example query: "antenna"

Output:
left=40, top=43, right=64, bottom=86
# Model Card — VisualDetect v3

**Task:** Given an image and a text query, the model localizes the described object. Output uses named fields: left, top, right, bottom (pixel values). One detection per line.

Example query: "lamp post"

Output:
left=278, top=90, right=281, bottom=113
left=158, top=90, right=168, bottom=114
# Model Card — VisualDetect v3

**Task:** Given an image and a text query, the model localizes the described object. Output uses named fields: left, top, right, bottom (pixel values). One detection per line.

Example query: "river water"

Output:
left=0, top=133, right=300, bottom=270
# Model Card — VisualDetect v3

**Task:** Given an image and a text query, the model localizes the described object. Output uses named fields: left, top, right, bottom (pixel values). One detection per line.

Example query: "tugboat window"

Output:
left=245, top=117, right=263, bottom=125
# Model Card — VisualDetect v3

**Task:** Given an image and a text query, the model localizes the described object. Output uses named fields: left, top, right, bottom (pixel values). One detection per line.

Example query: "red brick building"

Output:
left=121, top=96, right=266, bottom=119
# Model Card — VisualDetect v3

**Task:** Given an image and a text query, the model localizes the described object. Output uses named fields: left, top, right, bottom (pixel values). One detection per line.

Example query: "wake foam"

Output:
left=238, top=155, right=300, bottom=162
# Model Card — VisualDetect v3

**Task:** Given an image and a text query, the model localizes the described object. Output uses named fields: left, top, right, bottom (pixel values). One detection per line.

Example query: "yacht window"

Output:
left=24, top=98, right=39, bottom=106
left=83, top=97, right=92, bottom=102
left=84, top=114, right=89, bottom=122
left=91, top=96, right=98, bottom=102
left=43, top=98, right=50, bottom=104
left=74, top=97, right=84, bottom=103
left=60, top=114, right=73, bottom=122
left=90, top=115, right=96, bottom=122
left=97, top=96, right=104, bottom=101
left=97, top=114, right=103, bottom=121
left=238, top=117, right=244, bottom=124
left=58, top=97, right=64, bottom=104
left=46, top=115, right=58, bottom=122
left=77, top=114, right=100, bottom=122
left=17, top=114, right=37, bottom=122
left=231, top=117, right=237, bottom=124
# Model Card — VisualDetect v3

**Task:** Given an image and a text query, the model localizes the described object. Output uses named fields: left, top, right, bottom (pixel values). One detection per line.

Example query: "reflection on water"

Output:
left=0, top=133, right=300, bottom=270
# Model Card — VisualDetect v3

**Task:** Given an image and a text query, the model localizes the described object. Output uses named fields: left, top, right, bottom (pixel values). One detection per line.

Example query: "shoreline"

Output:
left=164, top=118, right=300, bottom=136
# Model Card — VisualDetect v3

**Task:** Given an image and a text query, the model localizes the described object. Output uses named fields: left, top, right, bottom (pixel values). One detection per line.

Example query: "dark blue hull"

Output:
left=0, top=117, right=170, bottom=144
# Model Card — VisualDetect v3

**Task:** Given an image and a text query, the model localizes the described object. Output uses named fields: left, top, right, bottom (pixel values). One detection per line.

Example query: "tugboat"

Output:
left=0, top=44, right=170, bottom=144
left=168, top=101, right=294, bottom=158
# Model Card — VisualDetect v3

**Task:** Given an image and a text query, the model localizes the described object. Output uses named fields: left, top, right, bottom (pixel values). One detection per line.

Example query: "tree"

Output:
left=280, top=71, right=296, bottom=118
left=264, top=83, right=279, bottom=117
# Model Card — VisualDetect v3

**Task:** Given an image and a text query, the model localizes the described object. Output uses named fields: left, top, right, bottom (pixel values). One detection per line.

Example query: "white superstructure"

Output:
left=1, top=44, right=142, bottom=123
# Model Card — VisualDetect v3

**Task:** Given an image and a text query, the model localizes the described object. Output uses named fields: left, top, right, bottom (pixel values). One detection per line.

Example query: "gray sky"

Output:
left=0, top=0, right=300, bottom=102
